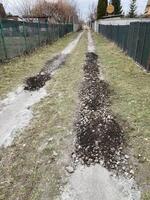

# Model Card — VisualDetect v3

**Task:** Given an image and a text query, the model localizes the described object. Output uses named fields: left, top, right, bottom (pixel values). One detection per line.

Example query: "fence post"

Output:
left=46, top=22, right=49, bottom=42
left=0, top=20, right=7, bottom=59
left=38, top=20, right=41, bottom=46
left=52, top=24, right=55, bottom=41
left=140, top=23, right=147, bottom=65
left=23, top=21, right=27, bottom=52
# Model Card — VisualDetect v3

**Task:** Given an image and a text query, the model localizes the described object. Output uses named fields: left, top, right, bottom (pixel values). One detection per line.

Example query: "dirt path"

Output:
left=0, top=31, right=86, bottom=200
left=59, top=30, right=141, bottom=200
left=0, top=30, right=145, bottom=200
left=0, top=32, right=83, bottom=148
left=0, top=33, right=78, bottom=99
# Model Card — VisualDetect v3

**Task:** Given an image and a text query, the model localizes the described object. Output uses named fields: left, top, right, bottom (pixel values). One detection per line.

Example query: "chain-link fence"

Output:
left=99, top=22, right=150, bottom=71
left=0, top=19, right=73, bottom=61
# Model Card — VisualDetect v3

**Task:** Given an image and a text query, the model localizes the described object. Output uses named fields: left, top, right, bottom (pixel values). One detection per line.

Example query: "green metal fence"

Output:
left=99, top=22, right=150, bottom=71
left=0, top=19, right=73, bottom=61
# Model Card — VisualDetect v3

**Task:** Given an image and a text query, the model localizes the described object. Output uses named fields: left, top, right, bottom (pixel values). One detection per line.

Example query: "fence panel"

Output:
left=140, top=23, right=150, bottom=70
left=0, top=20, right=26, bottom=58
left=99, top=22, right=150, bottom=71
left=0, top=22, right=6, bottom=60
left=135, top=23, right=147, bottom=66
left=0, top=20, right=73, bottom=62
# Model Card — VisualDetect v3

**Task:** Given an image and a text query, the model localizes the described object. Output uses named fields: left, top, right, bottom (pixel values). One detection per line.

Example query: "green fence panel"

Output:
left=135, top=23, right=147, bottom=66
left=1, top=19, right=26, bottom=58
left=0, top=20, right=73, bottom=62
left=39, top=22, right=48, bottom=44
left=25, top=22, right=39, bottom=51
left=140, top=23, right=150, bottom=70
left=0, top=21, right=7, bottom=60
left=99, top=22, right=150, bottom=71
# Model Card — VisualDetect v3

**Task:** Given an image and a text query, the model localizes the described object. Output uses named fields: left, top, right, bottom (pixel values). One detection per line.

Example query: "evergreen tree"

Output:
left=97, top=0, right=108, bottom=19
left=112, top=0, right=122, bottom=15
left=128, top=0, right=137, bottom=18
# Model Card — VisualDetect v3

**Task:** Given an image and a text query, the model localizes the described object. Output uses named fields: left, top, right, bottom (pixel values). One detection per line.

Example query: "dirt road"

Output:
left=0, top=30, right=149, bottom=200
left=59, top=31, right=140, bottom=200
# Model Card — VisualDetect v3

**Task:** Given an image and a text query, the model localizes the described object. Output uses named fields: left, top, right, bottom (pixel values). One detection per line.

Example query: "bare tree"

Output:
left=31, top=0, right=79, bottom=23
left=13, top=0, right=79, bottom=23
left=88, top=2, right=97, bottom=22
left=0, top=0, right=8, bottom=8
left=14, top=0, right=36, bottom=16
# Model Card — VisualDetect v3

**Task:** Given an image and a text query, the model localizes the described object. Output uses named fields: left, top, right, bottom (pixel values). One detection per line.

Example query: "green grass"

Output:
left=0, top=32, right=78, bottom=99
left=0, top=32, right=86, bottom=200
left=93, top=32, right=150, bottom=199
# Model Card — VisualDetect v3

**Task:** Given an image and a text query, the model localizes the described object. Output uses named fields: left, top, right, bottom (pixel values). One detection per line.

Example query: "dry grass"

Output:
left=0, top=33, right=78, bottom=99
left=0, top=32, right=86, bottom=200
left=93, top=32, right=150, bottom=199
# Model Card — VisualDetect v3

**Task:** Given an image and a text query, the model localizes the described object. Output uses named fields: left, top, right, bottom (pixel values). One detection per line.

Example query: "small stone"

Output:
left=125, top=172, right=129, bottom=177
left=66, top=166, right=74, bottom=174
left=138, top=154, right=142, bottom=158
left=53, top=151, right=58, bottom=157
left=47, top=160, right=52, bottom=164
left=130, top=170, right=134, bottom=175
left=48, top=137, right=53, bottom=142
left=125, top=155, right=129, bottom=159
left=95, top=141, right=99, bottom=146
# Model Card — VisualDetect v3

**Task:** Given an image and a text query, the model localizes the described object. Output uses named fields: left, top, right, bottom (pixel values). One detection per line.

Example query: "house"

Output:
left=0, top=3, right=6, bottom=18
left=145, top=0, right=150, bottom=17
left=22, top=15, right=60, bottom=24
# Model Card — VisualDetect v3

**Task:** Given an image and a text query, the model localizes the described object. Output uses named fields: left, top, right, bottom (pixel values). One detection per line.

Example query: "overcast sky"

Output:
left=1, top=0, right=148, bottom=19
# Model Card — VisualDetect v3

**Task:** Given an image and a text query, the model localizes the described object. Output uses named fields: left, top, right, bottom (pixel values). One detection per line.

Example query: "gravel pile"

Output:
left=24, top=72, right=51, bottom=91
left=74, top=52, right=130, bottom=174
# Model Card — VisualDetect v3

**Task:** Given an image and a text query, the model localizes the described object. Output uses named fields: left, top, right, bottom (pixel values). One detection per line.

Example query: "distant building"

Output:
left=7, top=15, right=22, bottom=21
left=22, top=15, right=58, bottom=24
left=145, top=0, right=150, bottom=17
left=0, top=3, right=6, bottom=18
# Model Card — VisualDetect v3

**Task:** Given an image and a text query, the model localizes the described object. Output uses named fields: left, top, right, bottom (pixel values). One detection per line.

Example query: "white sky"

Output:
left=0, top=0, right=148, bottom=19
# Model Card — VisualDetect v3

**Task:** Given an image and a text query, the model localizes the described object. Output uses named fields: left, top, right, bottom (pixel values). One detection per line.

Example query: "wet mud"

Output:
left=74, top=52, right=128, bottom=173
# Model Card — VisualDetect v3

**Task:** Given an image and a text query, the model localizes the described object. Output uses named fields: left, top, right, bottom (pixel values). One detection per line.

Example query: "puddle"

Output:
left=60, top=165, right=141, bottom=200
left=0, top=86, right=47, bottom=147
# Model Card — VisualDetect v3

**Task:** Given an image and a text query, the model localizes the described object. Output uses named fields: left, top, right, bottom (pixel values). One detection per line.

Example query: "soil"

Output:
left=24, top=32, right=83, bottom=91
left=24, top=73, right=51, bottom=91
left=74, top=52, right=129, bottom=174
